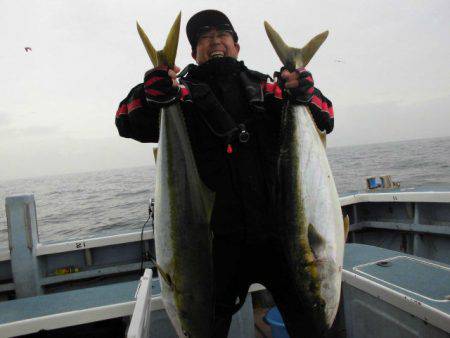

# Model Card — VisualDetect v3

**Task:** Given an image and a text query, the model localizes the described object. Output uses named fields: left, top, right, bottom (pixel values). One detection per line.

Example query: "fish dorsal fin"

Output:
left=136, top=12, right=181, bottom=68
left=263, top=21, right=328, bottom=70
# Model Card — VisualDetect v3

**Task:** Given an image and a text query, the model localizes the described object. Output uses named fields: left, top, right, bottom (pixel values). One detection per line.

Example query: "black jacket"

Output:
left=115, top=58, right=334, bottom=240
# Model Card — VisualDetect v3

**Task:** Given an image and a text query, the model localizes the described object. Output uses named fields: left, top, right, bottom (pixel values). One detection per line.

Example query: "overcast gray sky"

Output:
left=1, top=0, right=449, bottom=180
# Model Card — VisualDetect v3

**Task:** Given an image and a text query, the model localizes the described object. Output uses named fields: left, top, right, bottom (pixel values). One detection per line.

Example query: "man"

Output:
left=116, top=10, right=334, bottom=337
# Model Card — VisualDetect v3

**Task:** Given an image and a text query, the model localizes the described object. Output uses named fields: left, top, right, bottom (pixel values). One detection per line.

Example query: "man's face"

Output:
left=192, top=28, right=240, bottom=65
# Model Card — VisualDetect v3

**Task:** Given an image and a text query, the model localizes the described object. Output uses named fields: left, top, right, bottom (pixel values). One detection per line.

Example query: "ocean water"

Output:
left=1, top=136, right=449, bottom=248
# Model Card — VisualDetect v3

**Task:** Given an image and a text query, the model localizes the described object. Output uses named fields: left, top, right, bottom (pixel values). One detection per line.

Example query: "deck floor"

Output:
left=0, top=280, right=140, bottom=325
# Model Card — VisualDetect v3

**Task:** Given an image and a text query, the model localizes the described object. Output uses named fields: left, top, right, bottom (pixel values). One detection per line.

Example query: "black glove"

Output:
left=144, top=66, right=180, bottom=105
left=290, top=68, right=314, bottom=103
left=277, top=67, right=315, bottom=103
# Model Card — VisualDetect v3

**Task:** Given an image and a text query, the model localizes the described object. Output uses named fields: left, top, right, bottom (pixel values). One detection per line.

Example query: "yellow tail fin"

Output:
left=136, top=12, right=181, bottom=68
left=264, top=21, right=328, bottom=70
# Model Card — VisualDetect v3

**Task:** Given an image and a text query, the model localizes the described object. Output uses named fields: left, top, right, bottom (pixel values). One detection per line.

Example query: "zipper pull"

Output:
left=227, top=144, right=233, bottom=154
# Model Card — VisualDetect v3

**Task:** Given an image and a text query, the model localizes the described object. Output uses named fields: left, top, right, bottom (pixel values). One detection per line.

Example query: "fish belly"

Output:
left=278, top=103, right=344, bottom=332
left=295, top=104, right=344, bottom=326
left=154, top=104, right=214, bottom=337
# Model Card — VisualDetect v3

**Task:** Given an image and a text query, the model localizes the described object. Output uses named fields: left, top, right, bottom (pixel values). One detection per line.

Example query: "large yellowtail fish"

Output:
left=137, top=13, right=215, bottom=337
left=264, top=22, right=345, bottom=336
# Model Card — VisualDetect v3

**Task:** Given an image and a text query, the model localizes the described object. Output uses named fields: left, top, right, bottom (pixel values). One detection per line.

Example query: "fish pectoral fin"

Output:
left=343, top=215, right=350, bottom=242
left=264, top=21, right=328, bottom=69
left=308, top=223, right=326, bottom=260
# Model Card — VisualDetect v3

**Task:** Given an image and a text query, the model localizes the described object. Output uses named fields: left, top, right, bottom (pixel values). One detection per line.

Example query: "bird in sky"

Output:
left=24, top=47, right=32, bottom=52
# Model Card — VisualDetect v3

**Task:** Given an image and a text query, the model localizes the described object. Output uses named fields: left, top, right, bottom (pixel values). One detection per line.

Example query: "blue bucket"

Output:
left=264, top=307, right=290, bottom=338
left=367, top=176, right=379, bottom=189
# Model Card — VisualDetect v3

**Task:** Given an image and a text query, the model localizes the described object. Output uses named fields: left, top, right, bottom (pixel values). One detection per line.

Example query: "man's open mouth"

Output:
left=210, top=51, right=224, bottom=58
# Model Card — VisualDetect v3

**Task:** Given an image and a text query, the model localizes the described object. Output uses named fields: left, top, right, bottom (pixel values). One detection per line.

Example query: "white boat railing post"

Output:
left=412, top=202, right=428, bottom=258
left=127, top=269, right=153, bottom=338
left=6, top=194, right=43, bottom=297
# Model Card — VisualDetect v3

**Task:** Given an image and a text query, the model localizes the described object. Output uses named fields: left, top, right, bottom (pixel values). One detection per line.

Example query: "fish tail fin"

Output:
left=163, top=12, right=181, bottom=69
left=136, top=12, right=181, bottom=68
left=264, top=21, right=328, bottom=69
left=136, top=21, right=159, bottom=67
left=301, top=30, right=329, bottom=66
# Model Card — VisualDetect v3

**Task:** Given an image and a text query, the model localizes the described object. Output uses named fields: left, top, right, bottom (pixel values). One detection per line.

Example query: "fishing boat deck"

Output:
left=0, top=279, right=161, bottom=337
left=1, top=188, right=449, bottom=337
left=343, top=244, right=450, bottom=335
left=344, top=244, right=450, bottom=314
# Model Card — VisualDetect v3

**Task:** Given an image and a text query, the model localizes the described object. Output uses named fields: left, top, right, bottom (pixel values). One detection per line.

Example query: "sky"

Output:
left=1, top=0, right=449, bottom=180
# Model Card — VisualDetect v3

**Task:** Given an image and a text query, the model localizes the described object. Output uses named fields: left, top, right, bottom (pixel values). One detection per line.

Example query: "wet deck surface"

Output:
left=0, top=280, right=140, bottom=324
left=344, top=244, right=450, bottom=315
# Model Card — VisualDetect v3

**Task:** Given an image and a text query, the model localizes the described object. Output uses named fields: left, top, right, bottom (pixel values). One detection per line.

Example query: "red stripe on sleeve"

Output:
left=310, top=95, right=323, bottom=109
left=145, top=88, right=165, bottom=96
left=328, top=105, right=334, bottom=118
left=115, top=104, right=127, bottom=117
left=144, top=76, right=164, bottom=87
left=127, top=98, right=142, bottom=112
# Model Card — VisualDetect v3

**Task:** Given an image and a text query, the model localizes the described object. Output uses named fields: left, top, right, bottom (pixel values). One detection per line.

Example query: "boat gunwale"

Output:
left=1, top=189, right=450, bottom=262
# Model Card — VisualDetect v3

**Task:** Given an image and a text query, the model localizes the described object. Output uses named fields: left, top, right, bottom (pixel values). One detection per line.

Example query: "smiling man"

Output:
left=116, top=9, right=334, bottom=337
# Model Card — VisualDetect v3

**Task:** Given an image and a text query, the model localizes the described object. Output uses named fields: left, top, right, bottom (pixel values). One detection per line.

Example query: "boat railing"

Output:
left=2, top=189, right=449, bottom=260
left=2, top=189, right=450, bottom=298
